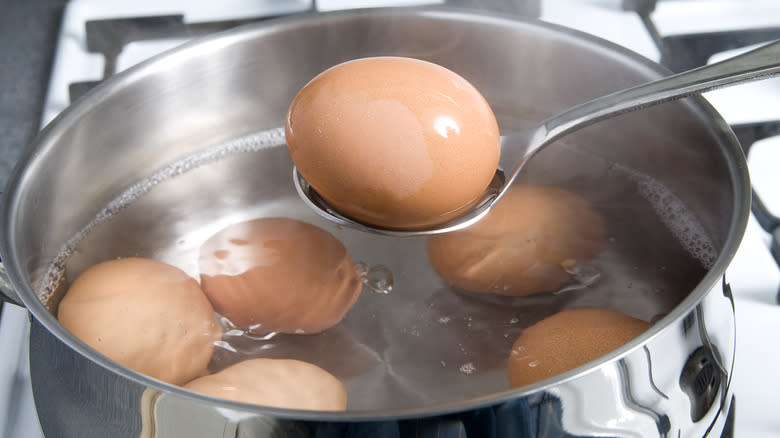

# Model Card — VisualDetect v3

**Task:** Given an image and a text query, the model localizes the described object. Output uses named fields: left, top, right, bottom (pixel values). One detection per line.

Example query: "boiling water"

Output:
left=38, top=126, right=713, bottom=411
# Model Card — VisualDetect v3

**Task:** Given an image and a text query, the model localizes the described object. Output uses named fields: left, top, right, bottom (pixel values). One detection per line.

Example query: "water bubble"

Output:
left=214, top=340, right=238, bottom=353
left=459, top=362, right=476, bottom=375
left=219, top=315, right=239, bottom=331
left=400, top=327, right=421, bottom=337
left=438, top=316, right=452, bottom=324
left=242, top=331, right=279, bottom=341
left=354, top=262, right=368, bottom=277
left=557, top=262, right=601, bottom=294
left=358, top=263, right=394, bottom=294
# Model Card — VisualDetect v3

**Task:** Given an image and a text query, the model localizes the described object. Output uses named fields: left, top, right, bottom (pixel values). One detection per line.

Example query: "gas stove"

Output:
left=1, top=1, right=778, bottom=437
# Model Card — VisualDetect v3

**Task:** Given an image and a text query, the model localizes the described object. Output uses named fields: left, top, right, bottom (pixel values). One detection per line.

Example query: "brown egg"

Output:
left=57, top=257, right=221, bottom=385
left=199, top=217, right=362, bottom=334
left=286, top=56, right=501, bottom=230
left=183, top=358, right=347, bottom=411
left=426, top=185, right=607, bottom=296
left=508, top=308, right=651, bottom=388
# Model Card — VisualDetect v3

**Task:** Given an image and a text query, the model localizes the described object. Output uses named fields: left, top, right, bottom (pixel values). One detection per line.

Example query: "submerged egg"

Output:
left=286, top=56, right=501, bottom=230
left=507, top=308, right=651, bottom=388
left=426, top=185, right=607, bottom=296
left=183, top=358, right=347, bottom=411
left=57, top=257, right=221, bottom=385
left=199, top=217, right=362, bottom=334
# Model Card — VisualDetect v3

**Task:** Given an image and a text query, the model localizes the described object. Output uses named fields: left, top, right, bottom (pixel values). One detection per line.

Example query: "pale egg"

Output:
left=286, top=56, right=501, bottom=230
left=183, top=358, right=347, bottom=411
left=57, top=257, right=221, bottom=385
left=198, top=217, right=362, bottom=334
left=426, top=185, right=607, bottom=296
left=507, top=308, right=651, bottom=388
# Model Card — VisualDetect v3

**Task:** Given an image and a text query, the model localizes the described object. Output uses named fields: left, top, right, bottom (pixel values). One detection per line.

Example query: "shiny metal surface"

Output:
left=0, top=6, right=750, bottom=437
left=296, top=40, right=780, bottom=237
left=293, top=163, right=505, bottom=236
left=0, top=260, right=21, bottom=305
left=28, top=278, right=736, bottom=437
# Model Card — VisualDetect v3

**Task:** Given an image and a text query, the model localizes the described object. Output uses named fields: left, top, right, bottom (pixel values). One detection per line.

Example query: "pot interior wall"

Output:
left=8, top=9, right=740, bottom=412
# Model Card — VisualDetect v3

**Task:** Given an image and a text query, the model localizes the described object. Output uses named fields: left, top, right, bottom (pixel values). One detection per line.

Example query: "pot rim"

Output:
left=0, top=5, right=751, bottom=421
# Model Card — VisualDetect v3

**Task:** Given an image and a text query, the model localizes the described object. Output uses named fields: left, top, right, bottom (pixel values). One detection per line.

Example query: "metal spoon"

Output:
left=295, top=40, right=780, bottom=237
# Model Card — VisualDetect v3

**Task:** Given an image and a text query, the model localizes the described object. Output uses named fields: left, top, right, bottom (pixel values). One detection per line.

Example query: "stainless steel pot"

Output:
left=0, top=7, right=749, bottom=438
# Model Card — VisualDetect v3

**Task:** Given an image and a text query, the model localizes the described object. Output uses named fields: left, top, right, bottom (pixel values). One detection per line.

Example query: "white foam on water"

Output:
left=614, top=164, right=718, bottom=269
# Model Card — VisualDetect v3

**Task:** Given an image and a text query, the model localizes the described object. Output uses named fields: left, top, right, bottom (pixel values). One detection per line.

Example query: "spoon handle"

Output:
left=515, top=39, right=780, bottom=165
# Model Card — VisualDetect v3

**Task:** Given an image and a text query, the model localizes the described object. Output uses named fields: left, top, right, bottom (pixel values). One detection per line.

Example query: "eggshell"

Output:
left=183, top=358, right=347, bottom=411
left=426, top=185, right=607, bottom=296
left=508, top=308, right=651, bottom=388
left=199, top=217, right=362, bottom=334
left=286, top=56, right=501, bottom=230
left=57, top=257, right=221, bottom=385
